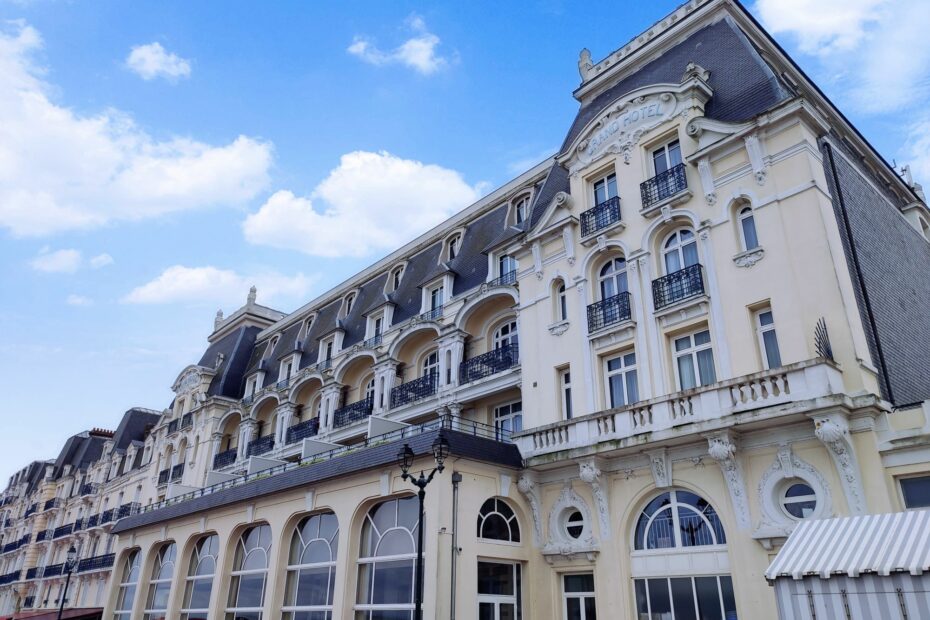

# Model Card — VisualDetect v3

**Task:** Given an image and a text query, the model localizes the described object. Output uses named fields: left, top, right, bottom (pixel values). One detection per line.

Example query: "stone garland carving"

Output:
left=516, top=474, right=543, bottom=546
left=543, top=484, right=598, bottom=562
left=578, top=460, right=611, bottom=540
left=706, top=431, right=751, bottom=530
left=813, top=414, right=866, bottom=515
left=646, top=449, right=671, bottom=488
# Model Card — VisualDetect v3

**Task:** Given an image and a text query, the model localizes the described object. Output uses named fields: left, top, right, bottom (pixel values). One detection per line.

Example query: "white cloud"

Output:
left=0, top=22, right=272, bottom=237
left=30, top=248, right=82, bottom=273
left=123, top=265, right=316, bottom=306
left=243, top=151, right=480, bottom=258
left=348, top=14, right=449, bottom=75
left=126, top=42, right=191, bottom=81
left=66, top=294, right=93, bottom=307
left=89, top=253, right=113, bottom=268
left=754, top=0, right=930, bottom=113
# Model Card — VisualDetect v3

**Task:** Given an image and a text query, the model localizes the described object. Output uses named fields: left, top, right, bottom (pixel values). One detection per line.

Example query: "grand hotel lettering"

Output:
left=585, top=100, right=667, bottom=158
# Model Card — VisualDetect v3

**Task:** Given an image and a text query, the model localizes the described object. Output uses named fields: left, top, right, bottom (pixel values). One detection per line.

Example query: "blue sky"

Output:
left=1, top=0, right=928, bottom=480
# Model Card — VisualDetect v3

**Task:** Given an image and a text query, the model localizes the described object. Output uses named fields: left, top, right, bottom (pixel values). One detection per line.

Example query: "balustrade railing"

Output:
left=587, top=291, right=632, bottom=332
left=333, top=397, right=373, bottom=428
left=487, top=270, right=517, bottom=288
left=459, top=343, right=519, bottom=384
left=24, top=503, right=37, bottom=518
left=285, top=418, right=320, bottom=444
left=23, top=595, right=34, bottom=608
left=99, top=508, right=114, bottom=524
left=652, top=263, right=705, bottom=310
left=35, top=529, right=51, bottom=542
left=213, top=448, right=238, bottom=470
left=79, top=483, right=98, bottom=496
left=76, top=553, right=115, bottom=573
left=72, top=518, right=85, bottom=532
left=25, top=567, right=40, bottom=580
left=580, top=196, right=622, bottom=237
left=640, top=162, right=688, bottom=209
left=246, top=435, right=275, bottom=457
left=390, top=373, right=438, bottom=409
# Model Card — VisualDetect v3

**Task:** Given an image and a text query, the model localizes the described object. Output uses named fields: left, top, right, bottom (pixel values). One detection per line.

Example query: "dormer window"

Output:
left=514, top=196, right=529, bottom=225
left=343, top=293, right=356, bottom=317
left=387, top=265, right=406, bottom=293
left=265, top=336, right=279, bottom=358
left=246, top=376, right=258, bottom=397
left=499, top=254, right=518, bottom=277
left=448, top=234, right=460, bottom=260
left=302, top=316, right=315, bottom=338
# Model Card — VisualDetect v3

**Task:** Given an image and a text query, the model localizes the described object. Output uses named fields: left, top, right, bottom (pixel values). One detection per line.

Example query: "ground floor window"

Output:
left=563, top=573, right=596, bottom=619
left=477, top=561, right=522, bottom=620
left=900, top=475, right=930, bottom=508
left=634, top=576, right=736, bottom=620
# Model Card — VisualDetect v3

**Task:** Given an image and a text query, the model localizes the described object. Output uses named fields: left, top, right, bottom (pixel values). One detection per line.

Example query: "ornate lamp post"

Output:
left=397, top=435, right=451, bottom=620
left=57, top=545, right=77, bottom=620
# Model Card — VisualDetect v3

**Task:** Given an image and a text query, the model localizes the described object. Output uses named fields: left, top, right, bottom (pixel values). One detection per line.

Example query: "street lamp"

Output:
left=397, top=435, right=450, bottom=620
left=57, top=545, right=77, bottom=620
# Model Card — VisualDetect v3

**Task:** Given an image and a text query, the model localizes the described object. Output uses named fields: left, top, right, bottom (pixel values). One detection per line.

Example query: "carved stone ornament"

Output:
left=646, top=448, right=672, bottom=488
left=516, top=474, right=543, bottom=546
left=813, top=413, right=866, bottom=515
left=697, top=158, right=716, bottom=205
left=706, top=431, right=751, bottom=530
left=543, top=485, right=599, bottom=563
left=548, top=321, right=570, bottom=337
left=733, top=247, right=765, bottom=268
left=578, top=459, right=611, bottom=540
left=744, top=134, right=767, bottom=186
left=175, top=368, right=201, bottom=395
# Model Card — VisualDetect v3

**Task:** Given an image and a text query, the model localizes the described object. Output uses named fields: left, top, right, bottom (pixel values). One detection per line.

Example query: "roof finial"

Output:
left=214, top=308, right=224, bottom=330
left=578, top=48, right=593, bottom=80
left=247, top=285, right=257, bottom=305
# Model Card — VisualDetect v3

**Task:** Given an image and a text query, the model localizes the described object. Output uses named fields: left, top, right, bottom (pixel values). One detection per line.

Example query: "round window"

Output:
left=565, top=510, right=585, bottom=539
left=781, top=482, right=817, bottom=519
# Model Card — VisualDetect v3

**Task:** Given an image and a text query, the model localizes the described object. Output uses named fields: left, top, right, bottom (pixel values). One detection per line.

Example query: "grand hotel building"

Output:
left=3, top=1, right=930, bottom=618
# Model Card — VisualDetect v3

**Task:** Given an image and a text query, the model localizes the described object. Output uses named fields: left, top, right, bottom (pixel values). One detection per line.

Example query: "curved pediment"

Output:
left=171, top=364, right=216, bottom=395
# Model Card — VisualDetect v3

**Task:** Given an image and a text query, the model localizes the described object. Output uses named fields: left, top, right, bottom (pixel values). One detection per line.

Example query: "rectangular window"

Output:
left=563, top=573, right=596, bottom=620
left=652, top=140, right=682, bottom=175
left=494, top=401, right=523, bottom=438
left=246, top=377, right=257, bottom=396
left=635, top=575, right=736, bottom=620
left=430, top=285, right=444, bottom=311
left=593, top=173, right=618, bottom=206
left=901, top=475, right=930, bottom=508
left=478, top=561, right=522, bottom=620
left=606, top=351, right=639, bottom=408
left=374, top=316, right=383, bottom=337
left=560, top=368, right=573, bottom=420
left=499, top=255, right=518, bottom=277
left=324, top=340, right=334, bottom=361
left=674, top=329, right=716, bottom=389
left=755, top=309, right=782, bottom=369
left=558, top=284, right=568, bottom=321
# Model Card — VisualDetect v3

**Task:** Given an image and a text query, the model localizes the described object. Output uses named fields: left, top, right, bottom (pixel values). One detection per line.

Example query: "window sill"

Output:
left=548, top=320, right=570, bottom=336
left=733, top=246, right=765, bottom=268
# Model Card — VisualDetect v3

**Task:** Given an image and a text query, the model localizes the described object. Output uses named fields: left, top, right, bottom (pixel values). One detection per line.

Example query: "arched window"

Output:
left=598, top=257, right=628, bottom=300
left=180, top=534, right=218, bottom=620
left=225, top=524, right=272, bottom=620
left=493, top=320, right=519, bottom=350
left=631, top=490, right=737, bottom=620
left=554, top=281, right=568, bottom=322
left=113, top=549, right=141, bottom=619
left=143, top=542, right=176, bottom=620
left=283, top=512, right=339, bottom=620
left=356, top=497, right=419, bottom=619
left=738, top=206, right=759, bottom=251
left=422, top=351, right=439, bottom=377
left=364, top=377, right=375, bottom=403
left=477, top=498, right=521, bottom=542
left=662, top=229, right=699, bottom=274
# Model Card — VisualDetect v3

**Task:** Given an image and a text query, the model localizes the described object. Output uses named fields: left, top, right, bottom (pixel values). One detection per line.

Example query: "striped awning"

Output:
left=765, top=510, right=930, bottom=580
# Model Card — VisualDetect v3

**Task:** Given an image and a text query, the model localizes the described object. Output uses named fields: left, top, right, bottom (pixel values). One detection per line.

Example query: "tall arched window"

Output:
left=364, top=377, right=376, bottom=403
left=143, top=542, right=176, bottom=620
left=226, top=524, right=272, bottom=620
left=598, top=257, right=628, bottom=299
left=632, top=490, right=737, bottom=619
left=553, top=281, right=568, bottom=322
left=113, top=549, right=141, bottom=619
left=477, top=498, right=521, bottom=542
left=662, top=229, right=699, bottom=274
left=356, top=497, right=419, bottom=619
left=422, top=351, right=439, bottom=377
left=738, top=206, right=759, bottom=251
left=493, top=320, right=519, bottom=350
left=283, top=512, right=339, bottom=620
left=181, top=534, right=218, bottom=620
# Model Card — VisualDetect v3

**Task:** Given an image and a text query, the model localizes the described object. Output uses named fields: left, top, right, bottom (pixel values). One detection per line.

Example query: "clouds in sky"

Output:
left=126, top=42, right=191, bottom=81
left=243, top=150, right=481, bottom=258
left=30, top=248, right=113, bottom=273
left=348, top=14, right=450, bottom=75
left=66, top=294, right=93, bottom=307
left=0, top=22, right=272, bottom=237
left=122, top=265, right=316, bottom=306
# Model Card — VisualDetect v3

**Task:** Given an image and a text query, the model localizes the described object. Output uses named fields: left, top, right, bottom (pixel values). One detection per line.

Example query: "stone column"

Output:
left=437, top=331, right=467, bottom=389
left=275, top=403, right=299, bottom=445
left=209, top=432, right=223, bottom=464
left=319, top=384, right=343, bottom=432
left=236, top=419, right=257, bottom=461
left=372, top=361, right=399, bottom=415
left=697, top=227, right=732, bottom=379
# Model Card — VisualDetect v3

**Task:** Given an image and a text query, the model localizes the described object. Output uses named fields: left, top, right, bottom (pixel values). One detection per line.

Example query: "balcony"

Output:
left=418, top=306, right=443, bottom=322
left=84, top=514, right=99, bottom=529
left=515, top=359, right=843, bottom=461
left=42, top=563, right=63, bottom=578
left=43, top=498, right=61, bottom=511
left=580, top=196, right=622, bottom=238
left=171, top=463, right=185, bottom=481
left=115, top=502, right=140, bottom=519
left=246, top=435, right=275, bottom=457
left=362, top=333, right=383, bottom=349
left=53, top=524, right=74, bottom=539
left=25, top=567, right=40, bottom=580
left=157, top=469, right=170, bottom=485
left=76, top=553, right=115, bottom=573
left=333, top=397, right=373, bottom=428
left=0, top=570, right=20, bottom=585
left=213, top=448, right=238, bottom=470
left=167, top=419, right=179, bottom=435
left=79, top=483, right=98, bottom=496
left=35, top=529, right=51, bottom=542
left=487, top=270, right=517, bottom=288
left=24, top=503, right=37, bottom=518
left=391, top=373, right=438, bottom=409
left=640, top=163, right=688, bottom=212
left=587, top=292, right=632, bottom=332
left=459, top=343, right=519, bottom=385
left=181, top=413, right=193, bottom=429
left=652, top=263, right=705, bottom=311
left=99, top=508, right=115, bottom=524
left=72, top=518, right=84, bottom=532
left=285, top=418, right=320, bottom=444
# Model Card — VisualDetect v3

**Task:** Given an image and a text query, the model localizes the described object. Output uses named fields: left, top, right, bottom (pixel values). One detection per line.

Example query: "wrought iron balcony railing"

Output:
left=171, top=463, right=185, bottom=481
left=641, top=163, right=688, bottom=210
left=72, top=518, right=85, bottom=532
left=84, top=514, right=99, bottom=529
left=35, top=529, right=51, bottom=542
left=652, top=263, right=705, bottom=310
left=418, top=306, right=443, bottom=322
left=157, top=469, right=170, bottom=485
left=580, top=196, right=622, bottom=237
left=0, top=569, right=20, bottom=585
left=459, top=343, right=520, bottom=385
left=333, top=396, right=373, bottom=428
left=115, top=502, right=140, bottom=519
left=285, top=418, right=320, bottom=444
left=390, top=373, right=438, bottom=409
left=42, top=563, right=63, bottom=578
left=25, top=567, right=40, bottom=580
left=76, top=553, right=115, bottom=573
left=181, top=413, right=193, bottom=429
left=167, top=419, right=179, bottom=434
left=362, top=333, right=383, bottom=349
left=99, top=508, right=115, bottom=524
left=53, top=523, right=73, bottom=539
left=213, top=448, right=238, bottom=470
left=79, top=483, right=98, bottom=496
left=587, top=291, right=633, bottom=332
left=43, top=498, right=61, bottom=511
left=246, top=435, right=275, bottom=457
left=487, top=270, right=517, bottom=288
left=242, top=392, right=256, bottom=406
left=24, top=503, right=37, bottom=518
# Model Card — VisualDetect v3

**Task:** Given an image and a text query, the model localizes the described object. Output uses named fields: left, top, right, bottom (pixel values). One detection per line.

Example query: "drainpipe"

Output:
left=450, top=471, right=462, bottom=620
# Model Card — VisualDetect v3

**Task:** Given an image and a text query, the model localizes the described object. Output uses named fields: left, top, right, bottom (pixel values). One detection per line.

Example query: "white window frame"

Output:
left=448, top=234, right=461, bottom=260
left=319, top=337, right=337, bottom=364
left=513, top=196, right=529, bottom=225
left=651, top=139, right=682, bottom=175
left=264, top=336, right=279, bottom=359
left=421, top=275, right=452, bottom=314
left=246, top=376, right=258, bottom=397
left=662, top=229, right=699, bottom=275
left=780, top=481, right=818, bottom=520
left=225, top=526, right=271, bottom=619
left=559, top=367, right=572, bottom=420
left=597, top=257, right=628, bottom=300
left=422, top=350, right=439, bottom=378
left=604, top=350, right=638, bottom=409
left=738, top=205, right=760, bottom=251
left=142, top=542, right=175, bottom=620
left=494, top=401, right=523, bottom=437
left=561, top=573, right=596, bottom=620
left=282, top=513, right=338, bottom=618
left=498, top=254, right=518, bottom=278
left=592, top=171, right=618, bottom=207
left=477, top=561, right=522, bottom=620
left=492, top=319, right=519, bottom=350
left=113, top=550, right=140, bottom=620
left=672, top=329, right=716, bottom=390
left=343, top=293, right=356, bottom=317
left=179, top=535, right=218, bottom=620
left=280, top=354, right=298, bottom=382
left=556, top=283, right=568, bottom=322
left=755, top=308, right=782, bottom=370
